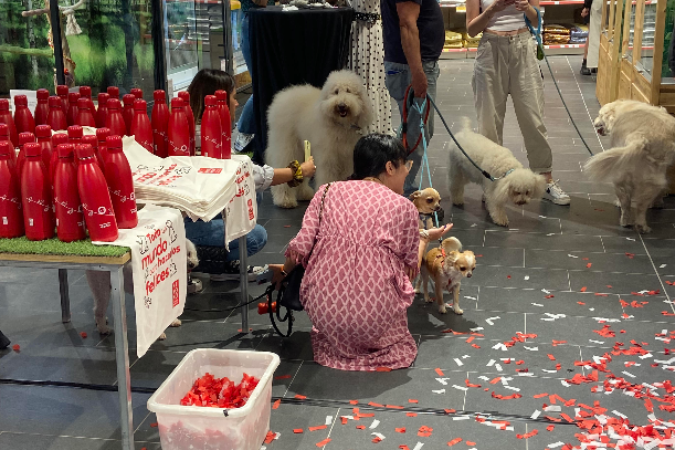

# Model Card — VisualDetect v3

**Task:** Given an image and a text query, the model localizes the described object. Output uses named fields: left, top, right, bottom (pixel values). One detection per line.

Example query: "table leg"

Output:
left=239, top=235, right=249, bottom=334
left=111, top=266, right=134, bottom=450
left=58, top=269, right=71, bottom=323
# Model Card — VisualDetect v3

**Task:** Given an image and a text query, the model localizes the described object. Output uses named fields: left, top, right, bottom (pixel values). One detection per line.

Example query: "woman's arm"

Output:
left=466, top=0, right=514, bottom=37
left=515, top=0, right=539, bottom=24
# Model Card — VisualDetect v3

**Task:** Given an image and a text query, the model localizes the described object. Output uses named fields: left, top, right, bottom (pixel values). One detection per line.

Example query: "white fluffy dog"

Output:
left=266, top=70, right=374, bottom=208
left=448, top=119, right=546, bottom=227
left=584, top=99, right=675, bottom=234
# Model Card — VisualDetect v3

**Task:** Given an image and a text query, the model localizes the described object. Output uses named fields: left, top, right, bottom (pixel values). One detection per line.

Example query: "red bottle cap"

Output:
left=107, top=86, right=120, bottom=99
left=52, top=133, right=69, bottom=147
left=0, top=99, right=9, bottom=111
left=19, top=132, right=35, bottom=145
left=205, top=95, right=217, bottom=106
left=79, top=86, right=91, bottom=98
left=123, top=94, right=135, bottom=106
left=178, top=91, right=190, bottom=102
left=153, top=90, right=166, bottom=102
left=131, top=88, right=143, bottom=99
left=14, top=95, right=28, bottom=106
left=37, top=89, right=50, bottom=100
left=0, top=141, right=11, bottom=156
left=0, top=123, right=9, bottom=137
left=134, top=99, right=148, bottom=111
left=77, top=97, right=90, bottom=109
left=97, top=93, right=110, bottom=106
left=214, top=90, right=228, bottom=101
left=68, top=125, right=83, bottom=139
left=24, top=142, right=42, bottom=157
left=57, top=85, right=69, bottom=97
left=49, top=96, right=62, bottom=108
left=106, top=135, right=123, bottom=149
left=35, top=125, right=52, bottom=138
left=107, top=98, right=122, bottom=110
left=75, top=143, right=95, bottom=160
left=96, top=127, right=111, bottom=142
left=170, top=97, right=184, bottom=108
left=68, top=92, right=80, bottom=103
left=57, top=143, right=75, bottom=158
left=82, top=135, right=98, bottom=148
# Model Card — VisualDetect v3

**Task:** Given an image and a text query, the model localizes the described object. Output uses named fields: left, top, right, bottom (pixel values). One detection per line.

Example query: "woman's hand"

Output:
left=301, top=157, right=316, bottom=179
left=581, top=6, right=589, bottom=17
left=424, top=224, right=453, bottom=242
left=514, top=0, right=530, bottom=11
left=269, top=264, right=286, bottom=290
left=489, top=0, right=515, bottom=13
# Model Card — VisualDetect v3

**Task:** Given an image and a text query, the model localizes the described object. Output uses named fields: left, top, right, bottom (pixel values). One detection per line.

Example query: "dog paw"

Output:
left=95, top=317, right=112, bottom=335
left=620, top=216, right=634, bottom=228
left=275, top=198, right=298, bottom=209
left=635, top=223, right=652, bottom=234
left=424, top=296, right=433, bottom=303
left=438, top=304, right=447, bottom=314
left=157, top=332, right=167, bottom=341
left=492, top=216, right=509, bottom=227
left=170, top=319, right=182, bottom=327
left=453, top=305, right=464, bottom=315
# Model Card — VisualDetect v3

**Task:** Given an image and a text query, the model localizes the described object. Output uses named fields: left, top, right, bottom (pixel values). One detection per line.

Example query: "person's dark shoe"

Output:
left=0, top=330, right=10, bottom=349
left=580, top=59, right=591, bottom=75
left=591, top=68, right=598, bottom=74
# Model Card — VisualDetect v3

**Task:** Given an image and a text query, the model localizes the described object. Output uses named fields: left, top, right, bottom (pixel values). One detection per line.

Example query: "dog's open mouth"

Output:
left=595, top=125, right=605, bottom=135
left=339, top=110, right=348, bottom=117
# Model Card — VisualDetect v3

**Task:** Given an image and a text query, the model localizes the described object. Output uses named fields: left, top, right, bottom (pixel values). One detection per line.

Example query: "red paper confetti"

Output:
left=580, top=286, right=587, bottom=292
left=625, top=252, right=635, bottom=259
left=316, top=438, right=331, bottom=447
left=396, top=427, right=406, bottom=433
left=274, top=374, right=292, bottom=380
left=447, top=438, right=463, bottom=446
left=376, top=366, right=392, bottom=372
left=418, top=425, right=433, bottom=437
left=445, top=409, right=456, bottom=414
left=507, top=275, right=511, bottom=279
left=552, top=340, right=567, bottom=346
left=586, top=263, right=592, bottom=268
left=12, top=344, right=19, bottom=352
left=356, top=425, right=366, bottom=430
left=435, top=368, right=445, bottom=376
left=179, top=373, right=259, bottom=408
left=150, top=422, right=158, bottom=428
left=272, top=399, right=281, bottom=410
left=466, top=379, right=481, bottom=388
left=466, top=441, right=477, bottom=446
left=546, top=425, right=555, bottom=431
left=548, top=354, right=556, bottom=360
left=294, top=429, right=304, bottom=434
left=309, top=425, right=327, bottom=432
left=409, top=399, right=419, bottom=404
left=264, top=431, right=276, bottom=444
left=407, top=412, right=418, bottom=417
left=349, top=400, right=359, bottom=405
left=545, top=295, right=555, bottom=299
left=372, top=436, right=383, bottom=443
left=517, top=430, right=539, bottom=439
left=295, top=394, right=307, bottom=400
left=80, top=331, right=87, bottom=338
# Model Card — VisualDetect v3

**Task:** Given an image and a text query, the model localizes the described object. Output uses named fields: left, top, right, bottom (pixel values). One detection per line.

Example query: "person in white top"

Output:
left=466, top=0, right=571, bottom=205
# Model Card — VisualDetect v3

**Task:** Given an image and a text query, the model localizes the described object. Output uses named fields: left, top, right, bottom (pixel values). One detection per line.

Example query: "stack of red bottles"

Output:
left=0, top=141, right=24, bottom=238
left=13, top=95, right=35, bottom=134
left=35, top=89, right=51, bottom=126
left=122, top=94, right=136, bottom=136
left=152, top=90, right=170, bottom=157
left=130, top=100, right=153, bottom=153
left=53, top=144, right=86, bottom=242
left=67, top=92, right=80, bottom=126
left=76, top=97, right=96, bottom=128
left=0, top=98, right=19, bottom=148
left=104, top=136, right=138, bottom=229
left=48, top=96, right=67, bottom=131
left=21, top=142, right=54, bottom=241
left=200, top=95, right=222, bottom=159
left=179, top=373, right=260, bottom=408
left=168, top=97, right=190, bottom=157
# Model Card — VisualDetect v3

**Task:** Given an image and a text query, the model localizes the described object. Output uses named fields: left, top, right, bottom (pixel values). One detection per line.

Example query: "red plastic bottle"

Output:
left=0, top=141, right=24, bottom=238
left=177, top=91, right=196, bottom=156
left=95, top=93, right=110, bottom=129
left=96, top=128, right=112, bottom=165
left=105, top=136, right=138, bottom=229
left=53, top=143, right=86, bottom=242
left=130, top=100, right=154, bottom=153
left=105, top=99, right=127, bottom=138
left=168, top=97, right=190, bottom=157
left=57, top=85, right=69, bottom=113
left=21, top=142, right=55, bottom=240
left=35, top=125, right=53, bottom=181
left=13, top=95, right=35, bottom=134
left=35, top=89, right=51, bottom=126
left=82, top=135, right=104, bottom=170
left=152, top=90, right=170, bottom=158
left=107, top=86, right=120, bottom=101
left=75, top=144, right=118, bottom=242
left=0, top=124, right=16, bottom=164
left=68, top=125, right=83, bottom=146
left=47, top=96, right=67, bottom=131
left=50, top=133, right=69, bottom=184
left=79, top=86, right=96, bottom=113
left=76, top=97, right=96, bottom=128
left=214, top=90, right=232, bottom=159
left=130, top=88, right=143, bottom=100
left=201, top=95, right=222, bottom=159
left=66, top=92, right=80, bottom=126
left=0, top=99, right=19, bottom=148
left=122, top=94, right=135, bottom=136
left=16, top=131, right=36, bottom=179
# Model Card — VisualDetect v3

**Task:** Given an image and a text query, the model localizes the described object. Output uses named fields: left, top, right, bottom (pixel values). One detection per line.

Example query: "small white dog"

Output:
left=585, top=99, right=675, bottom=233
left=93, top=239, right=199, bottom=339
left=266, top=70, right=374, bottom=208
left=448, top=119, right=546, bottom=227
left=419, top=237, right=476, bottom=315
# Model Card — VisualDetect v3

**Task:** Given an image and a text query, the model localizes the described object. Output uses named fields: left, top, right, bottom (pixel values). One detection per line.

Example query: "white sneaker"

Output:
left=234, top=133, right=254, bottom=152
left=543, top=179, right=571, bottom=206
left=210, top=262, right=268, bottom=282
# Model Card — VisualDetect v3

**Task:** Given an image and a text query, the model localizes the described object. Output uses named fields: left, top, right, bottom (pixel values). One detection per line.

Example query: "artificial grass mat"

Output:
left=0, top=236, right=130, bottom=258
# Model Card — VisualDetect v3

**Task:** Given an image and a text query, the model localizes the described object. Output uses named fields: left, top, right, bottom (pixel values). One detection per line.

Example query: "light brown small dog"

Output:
left=419, top=237, right=476, bottom=315
left=410, top=188, right=442, bottom=230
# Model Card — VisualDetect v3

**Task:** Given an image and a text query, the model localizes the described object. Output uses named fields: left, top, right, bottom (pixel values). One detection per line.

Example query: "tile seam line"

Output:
left=639, top=234, right=675, bottom=313
left=562, top=55, right=605, bottom=151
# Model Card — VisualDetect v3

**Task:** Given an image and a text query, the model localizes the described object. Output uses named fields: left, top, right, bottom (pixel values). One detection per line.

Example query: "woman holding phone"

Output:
left=466, top=0, right=570, bottom=206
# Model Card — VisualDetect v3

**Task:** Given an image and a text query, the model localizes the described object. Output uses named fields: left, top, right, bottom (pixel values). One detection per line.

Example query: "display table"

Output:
left=248, top=5, right=354, bottom=164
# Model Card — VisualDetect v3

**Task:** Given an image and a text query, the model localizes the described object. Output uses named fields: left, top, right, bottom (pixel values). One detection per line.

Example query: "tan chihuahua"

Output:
left=410, top=188, right=442, bottom=230
left=419, top=237, right=476, bottom=314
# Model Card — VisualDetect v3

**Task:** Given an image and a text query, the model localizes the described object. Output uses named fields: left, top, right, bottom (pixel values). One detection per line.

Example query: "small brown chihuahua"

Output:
left=410, top=188, right=442, bottom=230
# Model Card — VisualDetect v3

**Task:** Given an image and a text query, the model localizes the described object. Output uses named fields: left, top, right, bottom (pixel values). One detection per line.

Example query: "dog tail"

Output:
left=442, top=236, right=462, bottom=253
left=583, top=137, right=646, bottom=180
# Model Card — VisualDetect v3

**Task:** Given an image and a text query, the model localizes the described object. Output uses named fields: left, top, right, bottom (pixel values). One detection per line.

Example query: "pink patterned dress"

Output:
left=286, top=181, right=420, bottom=371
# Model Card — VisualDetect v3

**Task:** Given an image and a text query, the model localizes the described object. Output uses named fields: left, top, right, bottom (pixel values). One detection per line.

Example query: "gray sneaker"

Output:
left=234, top=133, right=254, bottom=152
left=543, top=179, right=571, bottom=206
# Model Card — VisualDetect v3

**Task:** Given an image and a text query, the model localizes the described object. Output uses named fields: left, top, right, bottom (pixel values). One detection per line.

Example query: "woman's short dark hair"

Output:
left=351, top=134, right=408, bottom=180
left=187, top=69, right=236, bottom=122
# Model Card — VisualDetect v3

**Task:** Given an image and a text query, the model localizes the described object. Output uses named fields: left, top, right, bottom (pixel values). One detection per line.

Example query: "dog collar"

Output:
left=419, top=212, right=433, bottom=229
left=503, top=168, right=515, bottom=178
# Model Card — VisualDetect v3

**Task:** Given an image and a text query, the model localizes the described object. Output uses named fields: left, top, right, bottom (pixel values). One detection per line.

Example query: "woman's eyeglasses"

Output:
left=404, top=160, right=414, bottom=171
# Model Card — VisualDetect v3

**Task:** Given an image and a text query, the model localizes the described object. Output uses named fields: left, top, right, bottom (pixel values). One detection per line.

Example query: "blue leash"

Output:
left=525, top=7, right=595, bottom=156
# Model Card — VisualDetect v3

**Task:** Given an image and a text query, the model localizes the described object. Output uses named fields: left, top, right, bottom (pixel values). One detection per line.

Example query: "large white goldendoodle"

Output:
left=266, top=70, right=374, bottom=208
left=448, top=119, right=546, bottom=227
left=584, top=99, right=675, bottom=234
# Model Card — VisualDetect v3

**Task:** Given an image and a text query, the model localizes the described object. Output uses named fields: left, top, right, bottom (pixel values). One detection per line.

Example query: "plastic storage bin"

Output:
left=147, top=349, right=280, bottom=450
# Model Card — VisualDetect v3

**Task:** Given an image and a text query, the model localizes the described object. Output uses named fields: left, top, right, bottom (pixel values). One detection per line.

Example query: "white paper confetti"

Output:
left=523, top=346, right=539, bottom=351
left=544, top=405, right=561, bottom=412
left=486, top=316, right=501, bottom=326
left=453, top=416, right=470, bottom=421
left=589, top=339, right=604, bottom=344
left=470, top=327, right=484, bottom=332
left=539, top=215, right=547, bottom=219
left=660, top=264, right=667, bottom=269
left=492, top=343, right=508, bottom=351
left=568, top=254, right=579, bottom=259
left=542, top=289, right=551, bottom=294
left=436, top=378, right=450, bottom=385
left=504, top=386, right=520, bottom=392
left=452, top=385, right=468, bottom=391
left=549, top=442, right=566, bottom=448
left=542, top=369, right=558, bottom=373
left=465, top=296, right=477, bottom=300
left=622, top=371, right=636, bottom=378
left=371, top=432, right=385, bottom=440
left=655, top=357, right=675, bottom=364
left=518, top=372, right=535, bottom=377
left=432, top=389, right=446, bottom=394
left=454, top=358, right=464, bottom=366
left=546, top=233, right=556, bottom=236
left=495, top=364, right=503, bottom=372
left=478, top=376, right=490, bottom=381
left=531, top=410, right=541, bottom=419
left=626, top=237, right=635, bottom=241
left=413, top=443, right=425, bottom=450
left=369, top=419, right=380, bottom=429
left=561, top=380, right=571, bottom=387
left=532, top=303, right=544, bottom=307
left=639, top=353, right=653, bottom=359
left=326, top=416, right=333, bottom=426
left=487, top=359, right=496, bottom=366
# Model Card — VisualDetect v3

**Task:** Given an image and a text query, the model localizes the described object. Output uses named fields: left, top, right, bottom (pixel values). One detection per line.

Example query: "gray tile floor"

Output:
left=2, top=56, right=675, bottom=449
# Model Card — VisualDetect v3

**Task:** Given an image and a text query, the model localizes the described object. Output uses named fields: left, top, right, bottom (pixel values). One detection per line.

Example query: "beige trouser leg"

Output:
left=587, top=0, right=602, bottom=68
left=473, top=32, right=553, bottom=173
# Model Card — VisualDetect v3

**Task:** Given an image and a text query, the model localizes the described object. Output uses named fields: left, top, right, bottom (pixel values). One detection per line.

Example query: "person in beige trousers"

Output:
left=466, top=0, right=571, bottom=205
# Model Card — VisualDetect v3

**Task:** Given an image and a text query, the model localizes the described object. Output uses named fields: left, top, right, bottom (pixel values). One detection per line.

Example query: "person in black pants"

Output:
left=0, top=329, right=9, bottom=349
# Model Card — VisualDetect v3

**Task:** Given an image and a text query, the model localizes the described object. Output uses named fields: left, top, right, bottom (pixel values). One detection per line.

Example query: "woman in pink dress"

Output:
left=279, top=134, right=450, bottom=371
